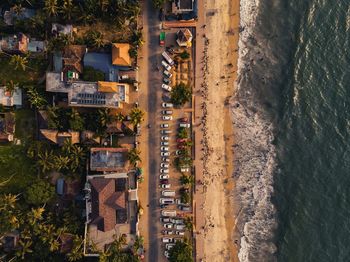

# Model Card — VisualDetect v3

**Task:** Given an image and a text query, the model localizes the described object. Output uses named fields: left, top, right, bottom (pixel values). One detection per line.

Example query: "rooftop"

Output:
left=46, top=72, right=129, bottom=108
left=0, top=87, right=22, bottom=107
left=172, top=0, right=194, bottom=13
left=90, top=147, right=129, bottom=172
left=112, top=43, right=131, bottom=66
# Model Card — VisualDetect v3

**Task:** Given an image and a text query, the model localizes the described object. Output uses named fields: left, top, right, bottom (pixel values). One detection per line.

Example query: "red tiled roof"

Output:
left=90, top=178, right=127, bottom=232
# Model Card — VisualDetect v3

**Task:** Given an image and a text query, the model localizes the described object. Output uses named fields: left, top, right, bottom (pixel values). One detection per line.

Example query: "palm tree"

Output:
left=4, top=80, right=17, bottom=95
left=16, top=240, right=33, bottom=259
left=44, top=0, right=58, bottom=17
left=184, top=217, right=193, bottom=231
left=26, top=86, right=47, bottom=109
left=116, top=112, right=125, bottom=122
left=53, top=155, right=70, bottom=171
left=61, top=0, right=74, bottom=20
left=10, top=55, right=28, bottom=71
left=69, top=145, right=86, bottom=173
left=129, top=108, right=145, bottom=127
left=127, top=148, right=141, bottom=167
left=12, top=4, right=24, bottom=16
left=37, top=150, right=53, bottom=174
left=0, top=194, right=18, bottom=211
left=66, top=235, right=84, bottom=262
left=27, top=207, right=44, bottom=226
left=98, top=108, right=114, bottom=127
left=180, top=174, right=194, bottom=186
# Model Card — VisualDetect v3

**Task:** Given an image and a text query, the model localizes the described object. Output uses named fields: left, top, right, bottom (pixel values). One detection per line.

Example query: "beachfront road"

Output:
left=139, top=1, right=166, bottom=261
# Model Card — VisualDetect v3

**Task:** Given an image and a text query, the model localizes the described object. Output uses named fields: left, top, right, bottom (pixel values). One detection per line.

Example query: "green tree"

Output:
left=0, top=194, right=20, bottom=236
left=180, top=174, right=194, bottom=186
left=16, top=239, right=33, bottom=259
left=69, top=109, right=85, bottom=131
left=168, top=240, right=193, bottom=262
left=4, top=80, right=17, bottom=95
left=10, top=55, right=28, bottom=71
left=85, top=30, right=105, bottom=48
left=48, top=33, right=72, bottom=51
left=179, top=50, right=190, bottom=60
left=170, top=82, right=192, bottom=106
left=152, top=0, right=166, bottom=8
left=129, top=108, right=145, bottom=126
left=53, top=155, right=70, bottom=171
left=26, top=86, right=47, bottom=109
left=12, top=4, right=24, bottom=16
left=66, top=235, right=84, bottom=261
left=25, top=180, right=55, bottom=206
left=61, top=0, right=76, bottom=20
left=178, top=127, right=188, bottom=139
left=44, top=0, right=59, bottom=16
left=128, top=148, right=141, bottom=167
left=180, top=190, right=190, bottom=204
left=37, top=150, right=54, bottom=174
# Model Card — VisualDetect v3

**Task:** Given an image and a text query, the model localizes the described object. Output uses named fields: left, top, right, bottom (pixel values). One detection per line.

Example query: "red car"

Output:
left=160, top=179, right=169, bottom=184
left=180, top=117, right=188, bottom=123
left=176, top=138, right=187, bottom=143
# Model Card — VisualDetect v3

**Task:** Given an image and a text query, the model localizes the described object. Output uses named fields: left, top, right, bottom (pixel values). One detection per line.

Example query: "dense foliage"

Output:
left=82, top=66, right=105, bottom=82
left=25, top=180, right=55, bottom=206
left=168, top=240, right=193, bottom=262
left=170, top=82, right=192, bottom=106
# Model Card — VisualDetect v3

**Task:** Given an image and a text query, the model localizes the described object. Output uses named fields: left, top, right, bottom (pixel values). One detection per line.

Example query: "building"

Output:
left=39, top=129, right=80, bottom=145
left=112, top=43, right=131, bottom=66
left=3, top=8, right=36, bottom=26
left=0, top=113, right=15, bottom=143
left=0, top=86, right=22, bottom=107
left=176, top=28, right=193, bottom=47
left=0, top=33, right=46, bottom=53
left=46, top=72, right=130, bottom=109
left=52, top=23, right=74, bottom=37
left=90, top=147, right=129, bottom=173
left=62, top=45, right=87, bottom=81
left=172, top=0, right=194, bottom=13
left=1, top=231, right=19, bottom=252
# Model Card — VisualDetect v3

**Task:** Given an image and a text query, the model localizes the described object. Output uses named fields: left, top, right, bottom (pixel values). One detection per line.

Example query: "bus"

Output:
left=162, top=51, right=174, bottom=66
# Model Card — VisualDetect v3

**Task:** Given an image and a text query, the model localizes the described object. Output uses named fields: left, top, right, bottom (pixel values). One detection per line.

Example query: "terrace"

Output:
left=90, top=147, right=129, bottom=173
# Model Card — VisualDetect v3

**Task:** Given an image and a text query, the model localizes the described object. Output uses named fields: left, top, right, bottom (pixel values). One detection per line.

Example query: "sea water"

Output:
left=234, top=0, right=350, bottom=261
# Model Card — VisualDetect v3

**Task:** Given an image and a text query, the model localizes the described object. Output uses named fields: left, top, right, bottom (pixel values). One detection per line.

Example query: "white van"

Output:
left=162, top=60, right=172, bottom=71
left=162, top=190, right=176, bottom=197
left=160, top=198, right=175, bottom=204
left=161, top=210, right=177, bottom=217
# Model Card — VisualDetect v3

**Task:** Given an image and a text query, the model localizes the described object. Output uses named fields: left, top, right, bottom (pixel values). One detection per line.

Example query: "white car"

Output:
left=161, top=141, right=169, bottom=146
left=160, top=168, right=169, bottom=173
left=179, top=123, right=191, bottom=128
left=161, top=146, right=169, bottom=151
left=165, top=243, right=175, bottom=250
left=160, top=217, right=171, bottom=223
left=161, top=184, right=171, bottom=189
left=164, top=251, right=170, bottom=258
left=161, top=163, right=169, bottom=168
left=175, top=231, right=185, bottom=236
left=163, top=223, right=173, bottom=229
left=162, top=102, right=174, bottom=108
left=162, top=84, right=172, bottom=92
left=164, top=70, right=173, bottom=78
left=161, top=136, right=169, bottom=141
left=162, top=230, right=174, bottom=235
left=160, top=174, right=169, bottom=179
left=162, top=60, right=172, bottom=71
left=175, top=224, right=186, bottom=230
left=180, top=167, right=190, bottom=173
left=160, top=123, right=169, bottom=128
left=161, top=130, right=172, bottom=134
left=161, top=152, right=170, bottom=156
left=162, top=237, right=173, bottom=243
left=162, top=110, right=173, bottom=115
left=162, top=157, right=170, bottom=162
left=163, top=115, right=173, bottom=121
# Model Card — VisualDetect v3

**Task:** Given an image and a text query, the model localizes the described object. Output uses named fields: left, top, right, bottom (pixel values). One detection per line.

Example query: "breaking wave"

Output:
left=232, top=0, right=294, bottom=260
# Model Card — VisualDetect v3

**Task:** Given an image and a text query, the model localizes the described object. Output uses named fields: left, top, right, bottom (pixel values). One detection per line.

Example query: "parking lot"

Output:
left=157, top=33, right=195, bottom=259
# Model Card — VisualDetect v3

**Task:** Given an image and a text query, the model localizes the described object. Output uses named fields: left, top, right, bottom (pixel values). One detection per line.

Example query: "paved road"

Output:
left=140, top=1, right=166, bottom=261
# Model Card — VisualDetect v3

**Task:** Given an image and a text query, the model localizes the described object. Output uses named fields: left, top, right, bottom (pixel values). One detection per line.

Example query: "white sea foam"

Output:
left=234, top=0, right=278, bottom=261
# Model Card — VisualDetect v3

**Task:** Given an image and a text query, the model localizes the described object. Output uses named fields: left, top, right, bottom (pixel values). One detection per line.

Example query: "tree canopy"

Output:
left=171, top=82, right=192, bottom=106
left=25, top=180, right=55, bottom=206
left=168, top=241, right=193, bottom=262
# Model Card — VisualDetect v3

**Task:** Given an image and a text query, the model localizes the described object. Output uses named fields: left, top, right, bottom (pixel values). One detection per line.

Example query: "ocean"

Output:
left=233, top=0, right=350, bottom=261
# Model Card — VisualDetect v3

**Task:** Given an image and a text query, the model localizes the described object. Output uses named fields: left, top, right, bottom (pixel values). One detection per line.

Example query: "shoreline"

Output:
left=194, top=0, right=241, bottom=260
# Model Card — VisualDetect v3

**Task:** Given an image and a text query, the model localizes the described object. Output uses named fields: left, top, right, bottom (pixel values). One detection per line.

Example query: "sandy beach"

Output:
left=194, top=0, right=241, bottom=261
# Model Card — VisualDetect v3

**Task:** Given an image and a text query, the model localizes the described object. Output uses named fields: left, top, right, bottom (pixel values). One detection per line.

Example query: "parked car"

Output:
left=165, top=243, right=175, bottom=250
left=179, top=205, right=191, bottom=211
left=180, top=167, right=190, bottom=173
left=162, top=110, right=173, bottom=115
left=162, top=83, right=172, bottom=92
left=160, top=217, right=171, bottom=223
left=161, top=136, right=170, bottom=140
left=175, top=224, right=186, bottom=230
left=163, top=78, right=171, bottom=84
left=170, top=218, right=184, bottom=224
left=160, top=179, right=169, bottom=184
left=164, top=70, right=173, bottom=78
left=163, top=223, right=173, bottom=229
left=161, top=141, right=169, bottom=146
left=162, top=157, right=170, bottom=162
left=161, top=184, right=171, bottom=189
left=162, top=210, right=177, bottom=217
left=162, top=60, right=172, bottom=71
left=160, top=123, right=169, bottom=128
left=162, top=102, right=174, bottom=108
left=161, top=146, right=169, bottom=152
left=166, top=46, right=175, bottom=54
left=162, top=237, right=174, bottom=243
left=163, top=115, right=173, bottom=121
left=160, top=204, right=169, bottom=208
left=179, top=123, right=191, bottom=128
left=160, top=174, right=169, bottom=179
left=180, top=117, right=189, bottom=122
left=175, top=199, right=183, bottom=205
left=162, top=190, right=176, bottom=197
left=161, top=152, right=170, bottom=156
left=175, top=231, right=185, bottom=236
left=162, top=230, right=174, bottom=235
left=164, top=251, right=170, bottom=258
left=161, top=162, right=169, bottom=168
left=160, top=198, right=175, bottom=204
left=160, top=168, right=169, bottom=173
left=161, top=130, right=172, bottom=134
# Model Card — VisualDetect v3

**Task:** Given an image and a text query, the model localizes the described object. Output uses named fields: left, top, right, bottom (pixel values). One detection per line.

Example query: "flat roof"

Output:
left=90, top=148, right=129, bottom=172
